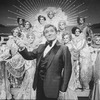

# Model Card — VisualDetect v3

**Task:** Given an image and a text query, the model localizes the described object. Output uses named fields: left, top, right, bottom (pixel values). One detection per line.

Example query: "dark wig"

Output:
left=77, top=17, right=85, bottom=24
left=38, top=15, right=46, bottom=23
left=71, top=26, right=81, bottom=34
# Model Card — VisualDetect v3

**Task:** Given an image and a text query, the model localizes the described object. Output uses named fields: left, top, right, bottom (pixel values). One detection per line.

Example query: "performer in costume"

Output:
left=90, top=35, right=100, bottom=100
left=0, top=43, right=11, bottom=99
left=5, top=29, right=26, bottom=99
left=62, top=32, right=78, bottom=100
left=33, top=7, right=68, bottom=45
left=13, top=32, right=37, bottom=99
left=77, top=16, right=93, bottom=40
left=45, top=7, right=68, bottom=29
left=71, top=27, right=92, bottom=90
left=15, top=17, right=25, bottom=32
left=34, top=7, right=68, bottom=29
left=33, top=15, right=47, bottom=44
left=57, top=20, right=68, bottom=43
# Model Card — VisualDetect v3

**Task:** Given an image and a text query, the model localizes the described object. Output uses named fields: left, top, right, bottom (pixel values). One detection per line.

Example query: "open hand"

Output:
left=14, top=38, right=25, bottom=50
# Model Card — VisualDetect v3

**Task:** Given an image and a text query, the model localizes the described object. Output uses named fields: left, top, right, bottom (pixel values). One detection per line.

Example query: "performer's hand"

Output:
left=14, top=38, right=25, bottom=50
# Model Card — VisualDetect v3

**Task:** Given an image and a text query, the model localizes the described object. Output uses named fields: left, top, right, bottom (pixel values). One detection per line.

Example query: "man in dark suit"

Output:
left=15, top=24, right=72, bottom=100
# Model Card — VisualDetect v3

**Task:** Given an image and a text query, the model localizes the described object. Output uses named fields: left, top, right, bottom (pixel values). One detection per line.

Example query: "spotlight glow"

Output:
left=8, top=0, right=87, bottom=26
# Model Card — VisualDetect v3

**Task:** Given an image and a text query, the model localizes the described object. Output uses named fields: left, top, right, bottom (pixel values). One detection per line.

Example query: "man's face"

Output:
left=44, top=26, right=57, bottom=41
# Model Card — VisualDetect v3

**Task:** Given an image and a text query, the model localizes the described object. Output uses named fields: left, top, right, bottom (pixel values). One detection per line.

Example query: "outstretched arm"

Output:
left=19, top=47, right=38, bottom=60
left=15, top=38, right=38, bottom=60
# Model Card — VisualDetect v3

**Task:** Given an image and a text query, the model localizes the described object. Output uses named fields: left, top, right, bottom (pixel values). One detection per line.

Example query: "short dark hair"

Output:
left=77, top=17, right=85, bottom=24
left=38, top=15, right=46, bottom=23
left=43, top=24, right=57, bottom=35
left=17, top=18, right=25, bottom=24
left=71, top=26, right=81, bottom=34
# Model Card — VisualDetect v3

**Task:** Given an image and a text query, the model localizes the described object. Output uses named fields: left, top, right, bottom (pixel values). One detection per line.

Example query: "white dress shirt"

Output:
left=43, top=39, right=57, bottom=57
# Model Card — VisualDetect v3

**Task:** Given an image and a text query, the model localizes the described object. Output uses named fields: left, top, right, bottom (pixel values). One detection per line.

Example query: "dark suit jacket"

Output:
left=19, top=41, right=72, bottom=98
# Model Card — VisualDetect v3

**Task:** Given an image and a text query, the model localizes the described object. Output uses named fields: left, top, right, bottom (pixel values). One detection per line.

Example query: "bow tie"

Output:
left=46, top=41, right=53, bottom=47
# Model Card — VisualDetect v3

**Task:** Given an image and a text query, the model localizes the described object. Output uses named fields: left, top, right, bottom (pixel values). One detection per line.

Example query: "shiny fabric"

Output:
left=91, top=52, right=100, bottom=100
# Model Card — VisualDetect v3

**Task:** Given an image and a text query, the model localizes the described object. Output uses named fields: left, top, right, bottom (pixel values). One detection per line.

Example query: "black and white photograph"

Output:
left=0, top=0, right=100, bottom=100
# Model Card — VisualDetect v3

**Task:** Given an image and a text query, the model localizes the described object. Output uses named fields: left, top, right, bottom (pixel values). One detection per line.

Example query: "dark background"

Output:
left=0, top=0, right=100, bottom=26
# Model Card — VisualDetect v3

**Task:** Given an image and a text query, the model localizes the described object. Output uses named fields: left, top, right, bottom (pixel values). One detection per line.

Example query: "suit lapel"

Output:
left=46, top=41, right=61, bottom=70
left=37, top=44, right=46, bottom=67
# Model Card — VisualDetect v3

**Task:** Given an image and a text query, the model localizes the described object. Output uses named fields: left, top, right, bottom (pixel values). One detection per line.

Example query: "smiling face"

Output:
left=95, top=36, right=100, bottom=45
left=25, top=21, right=31, bottom=29
left=39, top=17, right=45, bottom=24
left=63, top=34, right=70, bottom=44
left=28, top=34, right=35, bottom=44
left=75, top=28, right=81, bottom=37
left=13, top=29, right=19, bottom=37
left=44, top=26, right=57, bottom=42
left=48, top=11, right=54, bottom=19
left=59, top=21, right=66, bottom=30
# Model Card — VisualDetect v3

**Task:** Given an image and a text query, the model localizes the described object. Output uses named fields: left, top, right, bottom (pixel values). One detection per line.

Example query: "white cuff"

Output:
left=18, top=47, right=25, bottom=51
